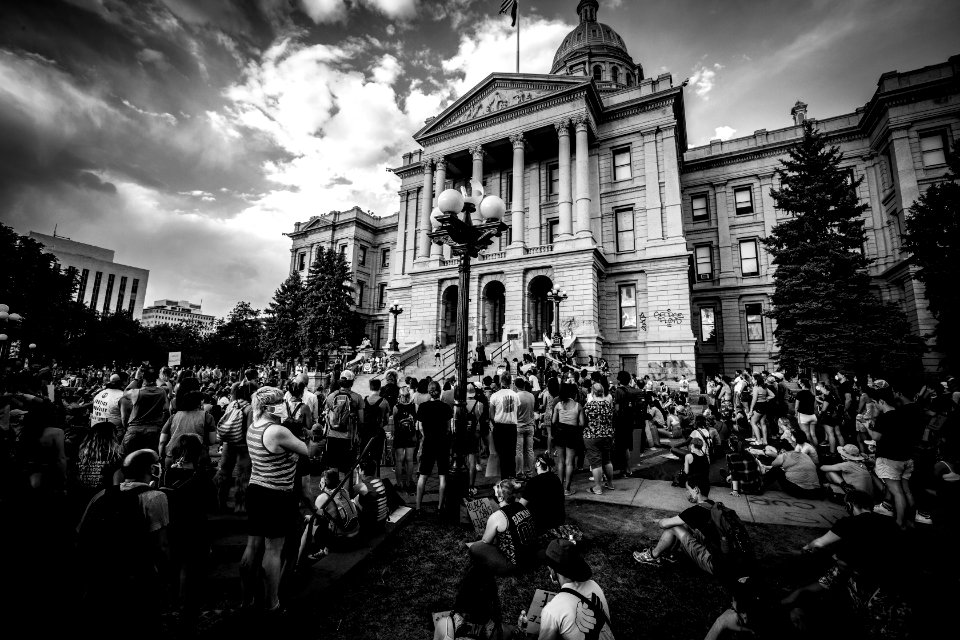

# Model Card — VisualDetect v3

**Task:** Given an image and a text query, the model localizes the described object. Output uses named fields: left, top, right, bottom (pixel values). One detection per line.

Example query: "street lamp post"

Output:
left=0, top=304, right=24, bottom=366
left=429, top=182, right=507, bottom=478
left=388, top=301, right=404, bottom=352
left=546, top=287, right=568, bottom=355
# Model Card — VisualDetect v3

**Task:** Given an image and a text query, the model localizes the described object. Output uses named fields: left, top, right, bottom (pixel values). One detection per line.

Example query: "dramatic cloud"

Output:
left=688, top=62, right=722, bottom=100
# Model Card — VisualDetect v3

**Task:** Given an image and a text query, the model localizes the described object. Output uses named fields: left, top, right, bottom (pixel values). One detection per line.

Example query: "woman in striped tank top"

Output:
left=240, top=387, right=320, bottom=613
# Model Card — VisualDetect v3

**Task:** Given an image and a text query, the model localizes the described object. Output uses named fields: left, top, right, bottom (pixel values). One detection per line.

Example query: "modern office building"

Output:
left=29, top=231, right=150, bottom=318
left=140, top=299, right=216, bottom=334
left=288, top=0, right=956, bottom=381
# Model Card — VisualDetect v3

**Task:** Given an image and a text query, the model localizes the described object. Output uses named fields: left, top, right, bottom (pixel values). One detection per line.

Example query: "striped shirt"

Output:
left=247, top=417, right=298, bottom=491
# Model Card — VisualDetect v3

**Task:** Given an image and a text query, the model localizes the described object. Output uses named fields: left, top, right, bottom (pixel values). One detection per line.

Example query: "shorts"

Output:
left=553, top=423, right=584, bottom=452
left=797, top=412, right=817, bottom=428
left=875, top=457, right=914, bottom=481
left=584, top=436, right=613, bottom=468
left=456, top=428, right=480, bottom=457
left=245, top=483, right=299, bottom=539
left=679, top=526, right=714, bottom=575
left=418, top=438, right=450, bottom=476
left=121, top=426, right=162, bottom=456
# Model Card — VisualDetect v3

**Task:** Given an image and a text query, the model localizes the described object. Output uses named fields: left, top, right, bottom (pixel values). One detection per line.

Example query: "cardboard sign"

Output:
left=464, top=497, right=499, bottom=538
left=524, top=589, right=558, bottom=637
left=168, top=351, right=182, bottom=366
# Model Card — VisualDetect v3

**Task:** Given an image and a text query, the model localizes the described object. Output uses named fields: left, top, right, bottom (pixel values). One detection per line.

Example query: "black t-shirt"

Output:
left=416, top=400, right=453, bottom=441
left=873, top=409, right=912, bottom=461
left=830, top=512, right=901, bottom=577
left=679, top=504, right=715, bottom=544
left=522, top=471, right=565, bottom=532
left=838, top=382, right=856, bottom=417
left=614, top=386, right=642, bottom=428
left=380, top=383, right=400, bottom=409
left=896, top=402, right=926, bottom=447
left=795, top=389, right=815, bottom=415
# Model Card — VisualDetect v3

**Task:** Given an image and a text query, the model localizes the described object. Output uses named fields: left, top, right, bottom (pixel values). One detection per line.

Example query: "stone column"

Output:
left=393, top=190, right=408, bottom=276
left=556, top=119, right=573, bottom=238
left=661, top=126, right=683, bottom=239
left=417, top=158, right=434, bottom=261
left=431, top=157, right=445, bottom=258
left=758, top=174, right=777, bottom=238
left=889, top=127, right=920, bottom=212
left=715, top=183, right=733, bottom=278
left=510, top=133, right=525, bottom=247
left=643, top=130, right=663, bottom=240
left=863, top=156, right=890, bottom=263
left=574, top=115, right=592, bottom=237
left=469, top=146, right=485, bottom=225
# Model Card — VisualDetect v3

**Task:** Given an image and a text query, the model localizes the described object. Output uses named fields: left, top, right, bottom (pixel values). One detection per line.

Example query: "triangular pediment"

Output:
left=414, top=73, right=594, bottom=140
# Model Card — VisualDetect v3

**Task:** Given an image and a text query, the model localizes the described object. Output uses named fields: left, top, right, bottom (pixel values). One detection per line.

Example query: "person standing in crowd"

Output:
left=322, top=371, right=363, bottom=474
left=489, top=373, right=520, bottom=480
left=583, top=383, right=616, bottom=496
left=119, top=367, right=169, bottom=455
left=747, top=373, right=770, bottom=445
left=380, top=370, right=400, bottom=410
left=360, top=378, right=389, bottom=469
left=74, top=420, right=124, bottom=505
left=90, top=373, right=125, bottom=437
left=794, top=378, right=818, bottom=447
left=612, top=371, right=642, bottom=479
left=458, top=382, right=484, bottom=496
left=836, top=371, right=858, bottom=446
left=515, top=377, right=537, bottom=479
left=392, top=386, right=418, bottom=493
left=552, top=382, right=585, bottom=496
left=537, top=538, right=615, bottom=640
left=240, top=386, right=320, bottom=613
left=868, top=385, right=917, bottom=528
left=216, top=376, right=255, bottom=513
left=540, top=377, right=560, bottom=451
left=678, top=374, right=689, bottom=406
left=415, top=380, right=454, bottom=512
left=158, top=389, right=217, bottom=471
left=285, top=372, right=320, bottom=430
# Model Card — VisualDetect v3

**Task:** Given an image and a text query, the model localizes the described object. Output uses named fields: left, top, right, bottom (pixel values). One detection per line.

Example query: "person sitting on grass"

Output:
left=724, top=436, right=762, bottom=497
left=783, top=490, right=911, bottom=637
left=537, top=538, right=615, bottom=640
left=820, top=444, right=873, bottom=498
left=311, top=468, right=361, bottom=553
left=788, top=428, right=819, bottom=466
left=354, top=458, right=389, bottom=538
left=761, top=439, right=823, bottom=500
left=519, top=452, right=565, bottom=536
left=466, top=479, right=538, bottom=574
left=704, top=576, right=789, bottom=639
left=632, top=497, right=753, bottom=582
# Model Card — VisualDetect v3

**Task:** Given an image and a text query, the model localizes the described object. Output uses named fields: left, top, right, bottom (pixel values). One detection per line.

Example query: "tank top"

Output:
left=495, top=502, right=537, bottom=566
left=247, top=417, right=298, bottom=491
left=753, top=386, right=769, bottom=404
left=688, top=451, right=710, bottom=478
left=555, top=400, right=580, bottom=426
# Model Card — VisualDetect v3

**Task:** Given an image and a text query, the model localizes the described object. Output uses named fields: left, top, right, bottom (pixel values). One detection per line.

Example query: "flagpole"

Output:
left=516, top=0, right=520, bottom=73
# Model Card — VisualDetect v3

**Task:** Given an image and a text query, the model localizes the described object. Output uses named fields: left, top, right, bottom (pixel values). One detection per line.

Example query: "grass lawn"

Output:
left=301, top=500, right=826, bottom=640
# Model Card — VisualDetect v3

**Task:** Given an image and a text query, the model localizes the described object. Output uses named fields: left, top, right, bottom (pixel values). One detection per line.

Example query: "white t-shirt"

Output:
left=489, top=388, right=520, bottom=425
left=538, top=580, right=614, bottom=640
left=285, top=389, right=319, bottom=424
left=90, top=388, right=124, bottom=427
left=528, top=374, right=541, bottom=392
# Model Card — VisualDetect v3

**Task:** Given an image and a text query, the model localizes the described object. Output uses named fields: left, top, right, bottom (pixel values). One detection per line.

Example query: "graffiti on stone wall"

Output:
left=561, top=317, right=598, bottom=338
left=638, top=312, right=647, bottom=332
left=653, top=309, right=684, bottom=327
left=647, top=360, right=694, bottom=381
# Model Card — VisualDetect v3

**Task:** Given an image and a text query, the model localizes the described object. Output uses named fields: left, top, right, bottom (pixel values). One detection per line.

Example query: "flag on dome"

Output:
left=499, top=0, right=518, bottom=27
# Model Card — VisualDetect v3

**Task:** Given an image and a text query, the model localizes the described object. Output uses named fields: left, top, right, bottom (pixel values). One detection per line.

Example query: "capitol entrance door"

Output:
left=526, top=275, right=554, bottom=345
left=481, top=281, right=505, bottom=345
left=440, top=285, right=459, bottom=346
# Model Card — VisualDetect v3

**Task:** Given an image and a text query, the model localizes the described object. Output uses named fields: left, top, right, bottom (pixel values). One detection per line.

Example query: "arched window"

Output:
left=626, top=72, right=634, bottom=87
left=611, top=66, right=620, bottom=84
left=593, top=65, right=603, bottom=82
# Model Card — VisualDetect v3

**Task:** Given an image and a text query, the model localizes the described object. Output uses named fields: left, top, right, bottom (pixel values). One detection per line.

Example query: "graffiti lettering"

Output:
left=653, top=309, right=685, bottom=326
left=638, top=312, right=647, bottom=332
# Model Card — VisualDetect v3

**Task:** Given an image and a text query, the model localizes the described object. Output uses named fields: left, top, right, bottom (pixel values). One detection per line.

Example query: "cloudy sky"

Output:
left=1, top=0, right=957, bottom=317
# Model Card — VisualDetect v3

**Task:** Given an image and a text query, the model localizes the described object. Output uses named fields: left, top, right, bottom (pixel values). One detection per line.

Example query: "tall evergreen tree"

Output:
left=263, top=271, right=306, bottom=366
left=762, top=122, right=923, bottom=377
left=902, top=141, right=960, bottom=370
left=301, top=246, right=358, bottom=363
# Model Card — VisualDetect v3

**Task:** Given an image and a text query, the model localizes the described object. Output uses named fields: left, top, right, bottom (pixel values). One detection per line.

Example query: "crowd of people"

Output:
left=1, top=352, right=957, bottom=638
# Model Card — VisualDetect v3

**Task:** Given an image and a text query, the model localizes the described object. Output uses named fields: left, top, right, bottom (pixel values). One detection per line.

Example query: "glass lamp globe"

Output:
left=478, top=195, right=506, bottom=221
left=437, top=189, right=464, bottom=215
left=0, top=311, right=7, bottom=321
left=28, top=343, right=36, bottom=349
left=8, top=313, right=21, bottom=322
left=430, top=206, right=444, bottom=228
left=0, top=334, right=7, bottom=342
left=0, top=304, right=8, bottom=313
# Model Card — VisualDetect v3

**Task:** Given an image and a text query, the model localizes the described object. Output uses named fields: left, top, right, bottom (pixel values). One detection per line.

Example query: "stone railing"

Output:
left=439, top=257, right=458, bottom=267
left=525, top=244, right=554, bottom=255
left=478, top=251, right=506, bottom=262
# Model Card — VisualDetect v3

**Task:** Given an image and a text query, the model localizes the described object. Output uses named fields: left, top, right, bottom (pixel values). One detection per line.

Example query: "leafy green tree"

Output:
left=207, top=301, right=263, bottom=370
left=762, top=122, right=923, bottom=377
left=902, top=141, right=960, bottom=370
left=263, top=271, right=306, bottom=367
left=301, top=246, right=358, bottom=364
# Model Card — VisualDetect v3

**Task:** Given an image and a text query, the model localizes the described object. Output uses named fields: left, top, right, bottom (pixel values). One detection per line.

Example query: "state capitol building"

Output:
left=287, top=0, right=957, bottom=383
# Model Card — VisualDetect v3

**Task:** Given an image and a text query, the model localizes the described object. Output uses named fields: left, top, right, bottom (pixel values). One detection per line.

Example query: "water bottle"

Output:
left=518, top=609, right=529, bottom=633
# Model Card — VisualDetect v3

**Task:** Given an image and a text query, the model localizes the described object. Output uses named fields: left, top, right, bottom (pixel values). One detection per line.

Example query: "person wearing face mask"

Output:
left=239, top=386, right=321, bottom=614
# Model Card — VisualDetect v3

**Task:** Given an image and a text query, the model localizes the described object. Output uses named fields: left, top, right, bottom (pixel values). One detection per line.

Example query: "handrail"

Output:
left=372, top=342, right=423, bottom=381
left=489, top=341, right=509, bottom=364
left=436, top=359, right=457, bottom=383
left=441, top=344, right=457, bottom=366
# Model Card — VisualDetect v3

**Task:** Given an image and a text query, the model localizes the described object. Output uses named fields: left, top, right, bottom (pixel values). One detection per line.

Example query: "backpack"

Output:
left=76, top=485, right=154, bottom=587
left=708, top=501, right=754, bottom=573
left=558, top=587, right=611, bottom=640
left=394, top=404, right=416, bottom=442
left=464, top=398, right=480, bottom=434
left=217, top=399, right=248, bottom=444
left=282, top=401, right=305, bottom=434
left=692, top=427, right=713, bottom=461
left=325, top=391, right=357, bottom=435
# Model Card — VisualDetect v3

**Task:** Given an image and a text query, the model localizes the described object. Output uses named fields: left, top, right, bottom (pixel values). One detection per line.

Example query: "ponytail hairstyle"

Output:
left=494, top=479, right=522, bottom=504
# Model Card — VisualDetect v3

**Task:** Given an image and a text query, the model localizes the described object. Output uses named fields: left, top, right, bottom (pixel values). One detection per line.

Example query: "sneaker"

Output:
left=915, top=512, right=932, bottom=525
left=588, top=486, right=603, bottom=496
left=564, top=489, right=576, bottom=497
left=602, top=482, right=616, bottom=491
left=873, top=503, right=895, bottom=517
left=632, top=548, right=662, bottom=566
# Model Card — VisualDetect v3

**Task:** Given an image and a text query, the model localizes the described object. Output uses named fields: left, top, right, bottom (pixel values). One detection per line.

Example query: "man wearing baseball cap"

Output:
left=537, top=539, right=615, bottom=639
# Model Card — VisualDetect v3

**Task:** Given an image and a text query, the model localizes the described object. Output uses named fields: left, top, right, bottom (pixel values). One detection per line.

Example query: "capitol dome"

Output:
left=550, top=0, right=643, bottom=90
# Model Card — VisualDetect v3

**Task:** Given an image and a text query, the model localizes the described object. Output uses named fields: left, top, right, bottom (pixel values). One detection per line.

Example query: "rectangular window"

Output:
left=101, top=274, right=113, bottom=311
left=90, top=271, right=103, bottom=309
left=381, top=249, right=390, bottom=269
left=339, top=244, right=347, bottom=258
left=745, top=303, right=764, bottom=341
left=920, top=131, right=947, bottom=167
left=734, top=186, right=754, bottom=215
left=77, top=268, right=90, bottom=302
left=615, top=208, right=635, bottom=252
left=357, top=281, right=365, bottom=307
left=378, top=284, right=387, bottom=308
left=547, top=219, right=559, bottom=245
left=359, top=246, right=367, bottom=266
left=503, top=172, right=513, bottom=205
left=613, top=147, right=632, bottom=181
left=695, top=245, right=713, bottom=280
left=700, top=307, right=717, bottom=344
left=504, top=226, right=512, bottom=246
left=618, top=284, right=637, bottom=329
left=691, top=194, right=709, bottom=221
left=297, top=252, right=306, bottom=271
left=128, top=278, right=139, bottom=315
left=739, top=239, right=759, bottom=276
left=115, top=276, right=127, bottom=314
left=548, top=163, right=559, bottom=195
